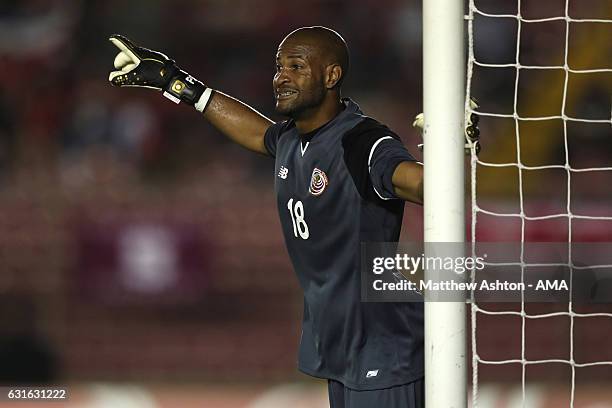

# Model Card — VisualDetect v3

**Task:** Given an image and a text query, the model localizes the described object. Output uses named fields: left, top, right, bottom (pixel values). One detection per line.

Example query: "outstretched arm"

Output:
left=108, top=34, right=273, bottom=155
left=202, top=92, right=272, bottom=155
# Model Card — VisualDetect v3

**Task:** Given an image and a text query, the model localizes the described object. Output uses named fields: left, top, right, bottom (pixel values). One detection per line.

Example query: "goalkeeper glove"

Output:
left=108, top=34, right=214, bottom=112
left=413, top=97, right=481, bottom=155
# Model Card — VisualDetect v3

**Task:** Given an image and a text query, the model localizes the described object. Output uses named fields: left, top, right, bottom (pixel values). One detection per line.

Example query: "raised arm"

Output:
left=108, top=34, right=272, bottom=155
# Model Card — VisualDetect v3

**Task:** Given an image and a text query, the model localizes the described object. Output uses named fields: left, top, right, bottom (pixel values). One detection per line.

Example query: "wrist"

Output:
left=162, top=69, right=213, bottom=112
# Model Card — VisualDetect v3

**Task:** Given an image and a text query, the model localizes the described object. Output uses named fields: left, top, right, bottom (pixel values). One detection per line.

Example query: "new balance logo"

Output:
left=278, top=166, right=289, bottom=179
left=366, top=369, right=379, bottom=378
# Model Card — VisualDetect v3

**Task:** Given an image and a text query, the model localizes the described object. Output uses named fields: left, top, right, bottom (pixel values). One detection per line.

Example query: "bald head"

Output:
left=280, top=26, right=350, bottom=88
left=273, top=26, right=349, bottom=122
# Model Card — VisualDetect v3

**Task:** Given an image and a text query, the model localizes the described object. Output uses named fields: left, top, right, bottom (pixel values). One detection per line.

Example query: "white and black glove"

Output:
left=413, top=98, right=481, bottom=155
left=108, top=34, right=214, bottom=112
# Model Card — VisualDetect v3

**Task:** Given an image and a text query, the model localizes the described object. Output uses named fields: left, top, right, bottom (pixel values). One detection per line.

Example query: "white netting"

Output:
left=466, top=0, right=612, bottom=406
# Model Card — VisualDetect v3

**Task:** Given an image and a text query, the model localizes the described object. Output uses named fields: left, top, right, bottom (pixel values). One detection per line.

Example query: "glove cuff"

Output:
left=194, top=88, right=215, bottom=113
left=162, top=69, right=207, bottom=108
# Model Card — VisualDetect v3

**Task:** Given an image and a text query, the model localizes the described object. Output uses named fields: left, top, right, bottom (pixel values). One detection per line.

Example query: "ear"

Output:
left=325, top=64, right=343, bottom=89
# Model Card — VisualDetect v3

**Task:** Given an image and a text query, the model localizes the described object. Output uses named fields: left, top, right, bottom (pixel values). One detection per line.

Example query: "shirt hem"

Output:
left=297, top=365, right=424, bottom=391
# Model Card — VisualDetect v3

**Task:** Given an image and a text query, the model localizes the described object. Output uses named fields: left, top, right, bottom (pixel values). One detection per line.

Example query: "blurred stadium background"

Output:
left=0, top=0, right=610, bottom=407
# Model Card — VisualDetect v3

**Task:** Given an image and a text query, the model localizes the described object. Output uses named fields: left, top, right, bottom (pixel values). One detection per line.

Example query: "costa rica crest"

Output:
left=309, top=168, right=329, bottom=196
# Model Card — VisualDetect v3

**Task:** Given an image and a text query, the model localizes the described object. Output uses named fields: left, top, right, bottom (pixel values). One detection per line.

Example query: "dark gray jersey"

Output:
left=264, top=98, right=423, bottom=390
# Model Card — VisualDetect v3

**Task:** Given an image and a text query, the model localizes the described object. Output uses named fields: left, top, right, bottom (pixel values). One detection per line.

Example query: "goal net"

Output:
left=466, top=0, right=612, bottom=406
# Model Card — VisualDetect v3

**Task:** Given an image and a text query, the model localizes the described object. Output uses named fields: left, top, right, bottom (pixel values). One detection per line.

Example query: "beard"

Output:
left=274, top=86, right=326, bottom=118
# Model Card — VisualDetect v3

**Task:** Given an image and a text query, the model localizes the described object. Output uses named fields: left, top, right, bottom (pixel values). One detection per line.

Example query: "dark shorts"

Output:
left=328, top=378, right=424, bottom=408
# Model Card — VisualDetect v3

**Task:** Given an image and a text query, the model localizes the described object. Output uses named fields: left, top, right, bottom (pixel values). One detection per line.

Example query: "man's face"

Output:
left=273, top=38, right=327, bottom=117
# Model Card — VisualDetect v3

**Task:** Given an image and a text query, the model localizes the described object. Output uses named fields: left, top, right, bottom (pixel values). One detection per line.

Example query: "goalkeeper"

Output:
left=108, top=26, right=479, bottom=408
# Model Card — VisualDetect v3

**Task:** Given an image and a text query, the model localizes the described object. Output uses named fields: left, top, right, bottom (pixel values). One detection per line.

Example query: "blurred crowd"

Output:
left=0, top=0, right=428, bottom=385
left=0, top=0, right=427, bottom=193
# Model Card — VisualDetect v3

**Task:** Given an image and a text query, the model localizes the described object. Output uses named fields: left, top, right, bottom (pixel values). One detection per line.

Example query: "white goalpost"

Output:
left=422, top=0, right=467, bottom=407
